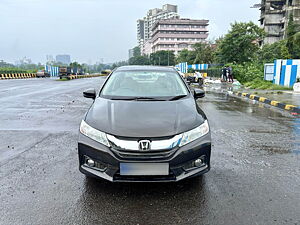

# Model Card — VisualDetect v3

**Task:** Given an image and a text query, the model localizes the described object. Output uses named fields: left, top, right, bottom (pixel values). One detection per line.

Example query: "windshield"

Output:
left=100, top=70, right=189, bottom=99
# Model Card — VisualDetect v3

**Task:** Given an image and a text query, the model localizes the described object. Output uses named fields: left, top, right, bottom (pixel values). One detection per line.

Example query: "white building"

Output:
left=137, top=4, right=179, bottom=54
left=148, top=18, right=209, bottom=55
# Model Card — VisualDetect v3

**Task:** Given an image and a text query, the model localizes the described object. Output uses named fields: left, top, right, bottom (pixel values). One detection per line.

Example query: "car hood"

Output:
left=85, top=97, right=206, bottom=138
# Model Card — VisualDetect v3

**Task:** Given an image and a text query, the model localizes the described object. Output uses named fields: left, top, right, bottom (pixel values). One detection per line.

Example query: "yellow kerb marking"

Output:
left=259, top=97, right=266, bottom=102
left=271, top=101, right=279, bottom=106
left=285, top=105, right=296, bottom=110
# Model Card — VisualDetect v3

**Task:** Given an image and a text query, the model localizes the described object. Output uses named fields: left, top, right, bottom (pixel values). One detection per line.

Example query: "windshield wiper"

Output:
left=110, top=97, right=136, bottom=100
left=168, top=95, right=188, bottom=101
left=110, top=97, right=166, bottom=101
left=134, top=97, right=168, bottom=101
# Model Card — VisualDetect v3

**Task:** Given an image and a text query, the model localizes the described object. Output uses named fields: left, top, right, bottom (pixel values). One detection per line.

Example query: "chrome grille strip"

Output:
left=106, top=134, right=182, bottom=151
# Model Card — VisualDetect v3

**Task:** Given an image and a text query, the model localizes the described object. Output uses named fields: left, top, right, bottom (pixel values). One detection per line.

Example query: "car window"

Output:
left=101, top=70, right=188, bottom=98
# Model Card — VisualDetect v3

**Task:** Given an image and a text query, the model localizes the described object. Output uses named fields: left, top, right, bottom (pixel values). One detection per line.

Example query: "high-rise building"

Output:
left=137, top=4, right=180, bottom=54
left=56, top=54, right=71, bottom=65
left=137, top=19, right=145, bottom=54
left=259, top=0, right=300, bottom=44
left=128, top=49, right=134, bottom=59
left=144, top=18, right=209, bottom=55
left=46, top=55, right=54, bottom=64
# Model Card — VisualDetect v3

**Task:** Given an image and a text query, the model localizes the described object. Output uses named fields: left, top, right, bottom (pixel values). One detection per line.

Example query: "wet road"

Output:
left=0, top=78, right=299, bottom=225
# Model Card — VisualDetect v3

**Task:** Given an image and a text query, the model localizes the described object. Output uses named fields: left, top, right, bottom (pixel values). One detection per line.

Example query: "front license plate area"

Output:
left=120, top=163, right=169, bottom=176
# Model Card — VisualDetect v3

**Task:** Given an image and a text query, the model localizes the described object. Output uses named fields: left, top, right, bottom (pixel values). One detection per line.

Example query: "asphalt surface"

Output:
left=0, top=78, right=299, bottom=225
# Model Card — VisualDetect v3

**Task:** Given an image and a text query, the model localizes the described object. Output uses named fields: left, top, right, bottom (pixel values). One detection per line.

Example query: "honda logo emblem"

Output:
left=138, top=140, right=151, bottom=151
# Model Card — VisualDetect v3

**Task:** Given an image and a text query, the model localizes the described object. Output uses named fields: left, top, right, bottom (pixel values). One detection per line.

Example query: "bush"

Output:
left=229, top=62, right=264, bottom=83
left=244, top=79, right=293, bottom=90
left=188, top=68, right=195, bottom=73
left=0, top=67, right=35, bottom=74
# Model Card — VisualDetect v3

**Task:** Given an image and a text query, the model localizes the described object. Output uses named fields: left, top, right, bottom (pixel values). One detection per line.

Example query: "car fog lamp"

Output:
left=86, top=159, right=95, bottom=167
left=194, top=159, right=203, bottom=167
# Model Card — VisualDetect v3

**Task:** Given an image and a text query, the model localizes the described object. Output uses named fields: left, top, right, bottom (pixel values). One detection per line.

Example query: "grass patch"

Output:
left=244, top=79, right=293, bottom=90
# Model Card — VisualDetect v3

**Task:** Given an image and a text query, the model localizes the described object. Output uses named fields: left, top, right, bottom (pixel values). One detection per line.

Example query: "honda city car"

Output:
left=78, top=66, right=211, bottom=182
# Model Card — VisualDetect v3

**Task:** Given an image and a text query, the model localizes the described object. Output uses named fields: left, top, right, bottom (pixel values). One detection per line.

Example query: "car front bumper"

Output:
left=78, top=133, right=211, bottom=182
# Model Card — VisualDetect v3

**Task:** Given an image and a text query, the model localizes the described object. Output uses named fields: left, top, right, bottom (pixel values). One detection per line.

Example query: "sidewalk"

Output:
left=205, top=81, right=300, bottom=107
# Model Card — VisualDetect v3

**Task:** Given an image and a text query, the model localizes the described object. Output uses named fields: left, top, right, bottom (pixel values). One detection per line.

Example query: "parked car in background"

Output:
left=36, top=70, right=50, bottom=78
left=101, top=70, right=112, bottom=76
left=186, top=71, right=204, bottom=86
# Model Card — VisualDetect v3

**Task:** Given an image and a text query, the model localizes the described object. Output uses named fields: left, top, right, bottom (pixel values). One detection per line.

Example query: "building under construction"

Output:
left=259, top=0, right=300, bottom=44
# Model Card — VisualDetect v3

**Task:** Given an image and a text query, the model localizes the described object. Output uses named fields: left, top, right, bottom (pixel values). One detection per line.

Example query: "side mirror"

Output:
left=194, top=89, right=205, bottom=99
left=83, top=88, right=96, bottom=99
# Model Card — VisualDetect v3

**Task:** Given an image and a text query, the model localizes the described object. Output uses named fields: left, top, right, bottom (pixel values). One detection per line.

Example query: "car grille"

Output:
left=111, top=148, right=177, bottom=160
left=107, top=134, right=181, bottom=160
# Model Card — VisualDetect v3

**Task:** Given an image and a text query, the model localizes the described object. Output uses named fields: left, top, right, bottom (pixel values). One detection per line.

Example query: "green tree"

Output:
left=129, top=56, right=150, bottom=65
left=215, top=22, right=265, bottom=64
left=133, top=46, right=141, bottom=57
left=175, top=43, right=215, bottom=64
left=69, top=62, right=82, bottom=68
left=111, top=60, right=129, bottom=69
left=294, top=32, right=300, bottom=45
left=176, top=49, right=196, bottom=64
left=286, top=14, right=300, bottom=58
left=193, top=42, right=215, bottom=64
left=150, top=51, right=175, bottom=66
left=257, top=40, right=291, bottom=62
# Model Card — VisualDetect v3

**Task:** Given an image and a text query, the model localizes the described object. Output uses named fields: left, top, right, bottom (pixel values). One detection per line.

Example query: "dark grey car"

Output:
left=78, top=66, right=211, bottom=182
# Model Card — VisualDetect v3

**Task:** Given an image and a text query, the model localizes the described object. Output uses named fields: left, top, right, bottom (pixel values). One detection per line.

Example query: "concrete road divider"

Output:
left=0, top=73, right=37, bottom=80
left=235, top=92, right=300, bottom=114
left=65, top=74, right=104, bottom=80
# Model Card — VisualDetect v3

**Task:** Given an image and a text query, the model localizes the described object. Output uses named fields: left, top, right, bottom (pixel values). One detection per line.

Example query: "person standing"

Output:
left=228, top=66, right=233, bottom=83
left=222, top=67, right=228, bottom=82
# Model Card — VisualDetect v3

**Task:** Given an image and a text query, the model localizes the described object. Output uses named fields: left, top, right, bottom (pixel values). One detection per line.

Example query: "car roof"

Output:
left=115, top=65, right=176, bottom=72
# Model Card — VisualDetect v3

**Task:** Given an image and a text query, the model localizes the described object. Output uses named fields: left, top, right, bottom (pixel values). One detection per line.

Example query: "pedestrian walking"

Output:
left=222, top=67, right=228, bottom=82
left=228, top=66, right=233, bottom=83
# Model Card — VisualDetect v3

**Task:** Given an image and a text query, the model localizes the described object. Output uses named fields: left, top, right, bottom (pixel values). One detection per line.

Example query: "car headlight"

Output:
left=179, top=120, right=209, bottom=147
left=79, top=120, right=110, bottom=147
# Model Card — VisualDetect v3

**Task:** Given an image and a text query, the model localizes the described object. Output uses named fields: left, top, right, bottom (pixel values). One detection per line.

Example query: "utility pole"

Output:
left=167, top=51, right=170, bottom=66
left=158, top=57, right=161, bottom=66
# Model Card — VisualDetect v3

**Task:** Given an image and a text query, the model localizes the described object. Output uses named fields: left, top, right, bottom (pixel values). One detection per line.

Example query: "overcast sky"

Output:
left=0, top=0, right=260, bottom=64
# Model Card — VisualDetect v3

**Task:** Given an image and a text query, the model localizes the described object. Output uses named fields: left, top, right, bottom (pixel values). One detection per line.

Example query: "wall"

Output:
left=45, top=65, right=59, bottom=77
left=274, top=59, right=300, bottom=87
left=176, top=62, right=209, bottom=73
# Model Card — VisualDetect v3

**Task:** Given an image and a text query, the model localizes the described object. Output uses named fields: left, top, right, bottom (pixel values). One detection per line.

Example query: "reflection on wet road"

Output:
left=0, top=79, right=299, bottom=225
